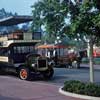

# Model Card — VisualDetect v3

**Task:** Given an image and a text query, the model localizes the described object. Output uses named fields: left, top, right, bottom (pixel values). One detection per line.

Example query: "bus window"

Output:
left=17, top=47, right=21, bottom=54
left=13, top=46, right=30, bottom=54
left=21, top=46, right=25, bottom=53
left=23, top=46, right=29, bottom=53
left=29, top=46, right=34, bottom=52
left=0, top=48, right=9, bottom=56
left=14, top=47, right=17, bottom=54
left=12, top=45, right=36, bottom=54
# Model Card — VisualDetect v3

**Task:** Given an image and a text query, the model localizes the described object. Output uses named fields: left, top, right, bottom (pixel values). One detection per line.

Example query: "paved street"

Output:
left=0, top=64, right=100, bottom=100
left=0, top=76, right=84, bottom=100
left=45, top=64, right=100, bottom=86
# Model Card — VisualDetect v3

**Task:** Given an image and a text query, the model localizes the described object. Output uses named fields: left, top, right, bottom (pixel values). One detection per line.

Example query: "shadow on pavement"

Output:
left=0, top=71, right=53, bottom=82
left=0, top=71, right=18, bottom=78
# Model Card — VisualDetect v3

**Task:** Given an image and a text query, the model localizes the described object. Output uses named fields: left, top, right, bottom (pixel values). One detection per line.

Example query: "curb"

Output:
left=59, top=87, right=100, bottom=100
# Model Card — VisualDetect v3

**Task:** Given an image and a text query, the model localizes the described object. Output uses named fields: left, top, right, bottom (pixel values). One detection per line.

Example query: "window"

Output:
left=0, top=48, right=9, bottom=56
left=13, top=46, right=35, bottom=54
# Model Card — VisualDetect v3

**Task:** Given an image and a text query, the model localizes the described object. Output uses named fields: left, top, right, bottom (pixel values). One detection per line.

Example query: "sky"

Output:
left=0, top=0, right=38, bottom=15
left=0, top=0, right=75, bottom=16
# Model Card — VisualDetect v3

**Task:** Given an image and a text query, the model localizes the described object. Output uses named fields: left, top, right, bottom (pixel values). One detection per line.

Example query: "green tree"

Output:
left=69, top=0, right=100, bottom=83
left=31, top=0, right=69, bottom=41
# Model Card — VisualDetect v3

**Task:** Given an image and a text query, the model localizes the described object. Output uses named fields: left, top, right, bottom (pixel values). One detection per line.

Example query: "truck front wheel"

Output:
left=18, top=67, right=30, bottom=80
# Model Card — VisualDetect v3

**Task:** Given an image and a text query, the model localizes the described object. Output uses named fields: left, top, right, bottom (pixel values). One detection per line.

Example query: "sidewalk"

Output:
left=0, top=77, right=85, bottom=100
left=22, top=82, right=85, bottom=100
left=80, top=64, right=100, bottom=70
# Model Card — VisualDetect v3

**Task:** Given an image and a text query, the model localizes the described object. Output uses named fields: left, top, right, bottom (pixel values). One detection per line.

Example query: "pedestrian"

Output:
left=53, top=49, right=58, bottom=65
left=46, top=49, right=51, bottom=58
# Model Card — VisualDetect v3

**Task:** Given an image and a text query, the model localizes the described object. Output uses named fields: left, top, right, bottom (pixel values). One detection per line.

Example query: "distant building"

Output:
left=0, top=30, right=42, bottom=42
left=0, top=16, right=42, bottom=41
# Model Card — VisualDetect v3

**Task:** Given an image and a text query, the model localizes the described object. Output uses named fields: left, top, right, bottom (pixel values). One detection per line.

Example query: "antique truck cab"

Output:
left=18, top=54, right=54, bottom=80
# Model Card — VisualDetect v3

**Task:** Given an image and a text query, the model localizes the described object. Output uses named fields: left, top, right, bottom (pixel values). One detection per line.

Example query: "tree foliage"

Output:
left=31, top=0, right=100, bottom=42
left=31, top=0, right=100, bottom=83
left=31, top=0, right=69, bottom=38
left=69, top=0, right=100, bottom=41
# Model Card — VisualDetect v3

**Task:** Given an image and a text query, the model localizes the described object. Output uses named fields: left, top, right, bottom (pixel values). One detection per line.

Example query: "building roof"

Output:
left=0, top=16, right=33, bottom=26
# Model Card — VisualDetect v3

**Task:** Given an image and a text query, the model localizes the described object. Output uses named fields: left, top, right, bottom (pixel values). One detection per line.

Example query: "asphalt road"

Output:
left=0, top=65, right=100, bottom=100
left=52, top=65, right=100, bottom=85
left=0, top=74, right=84, bottom=100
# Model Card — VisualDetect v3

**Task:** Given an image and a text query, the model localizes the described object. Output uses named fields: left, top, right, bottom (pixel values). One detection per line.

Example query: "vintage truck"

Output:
left=18, top=53, right=54, bottom=80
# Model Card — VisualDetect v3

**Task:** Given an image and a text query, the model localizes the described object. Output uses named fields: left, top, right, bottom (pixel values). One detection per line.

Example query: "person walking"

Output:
left=53, top=49, right=58, bottom=65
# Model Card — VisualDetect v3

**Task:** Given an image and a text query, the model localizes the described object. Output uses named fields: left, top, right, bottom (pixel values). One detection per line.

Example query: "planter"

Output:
left=59, top=87, right=100, bottom=100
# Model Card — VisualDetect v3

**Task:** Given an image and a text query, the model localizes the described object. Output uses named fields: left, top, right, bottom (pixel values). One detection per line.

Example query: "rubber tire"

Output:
left=18, top=67, right=30, bottom=80
left=42, top=68, right=54, bottom=80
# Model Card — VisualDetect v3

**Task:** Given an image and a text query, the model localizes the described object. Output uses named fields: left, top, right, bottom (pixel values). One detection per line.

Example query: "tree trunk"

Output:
left=88, top=37, right=94, bottom=83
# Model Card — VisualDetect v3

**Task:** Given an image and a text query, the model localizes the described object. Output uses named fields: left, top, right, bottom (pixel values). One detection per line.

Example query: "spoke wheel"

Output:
left=19, top=67, right=30, bottom=80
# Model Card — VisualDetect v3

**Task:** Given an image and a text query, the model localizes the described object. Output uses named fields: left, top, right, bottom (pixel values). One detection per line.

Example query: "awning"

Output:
left=0, top=16, right=33, bottom=26
left=54, top=45, right=69, bottom=49
left=36, top=44, right=55, bottom=49
left=36, top=44, right=71, bottom=49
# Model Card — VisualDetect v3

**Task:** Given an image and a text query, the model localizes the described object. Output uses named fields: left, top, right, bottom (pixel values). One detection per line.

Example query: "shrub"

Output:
left=82, top=57, right=100, bottom=64
left=63, top=80, right=100, bottom=97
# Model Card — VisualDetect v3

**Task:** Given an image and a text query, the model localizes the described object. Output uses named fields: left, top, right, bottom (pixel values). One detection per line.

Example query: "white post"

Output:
left=88, top=37, right=94, bottom=83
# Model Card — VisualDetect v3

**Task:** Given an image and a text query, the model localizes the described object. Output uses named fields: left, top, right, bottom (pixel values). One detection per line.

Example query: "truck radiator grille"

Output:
left=37, top=59, right=47, bottom=68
